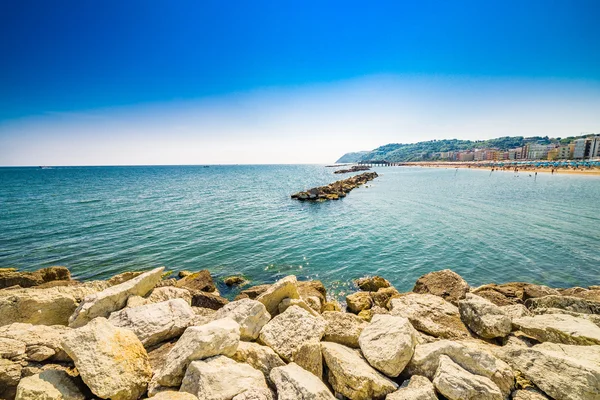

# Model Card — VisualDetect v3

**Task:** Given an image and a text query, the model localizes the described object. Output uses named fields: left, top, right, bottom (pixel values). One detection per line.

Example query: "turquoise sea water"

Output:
left=1, top=165, right=599, bottom=298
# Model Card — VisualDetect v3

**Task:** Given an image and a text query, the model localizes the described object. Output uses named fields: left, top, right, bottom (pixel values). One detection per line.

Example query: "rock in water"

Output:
left=458, top=293, right=512, bottom=339
left=214, top=298, right=271, bottom=340
left=60, top=317, right=152, bottom=400
left=108, top=298, right=196, bottom=347
left=354, top=276, right=391, bottom=292
left=322, top=311, right=367, bottom=348
left=433, top=355, right=503, bottom=400
left=386, top=375, right=437, bottom=400
left=154, top=317, right=240, bottom=387
left=358, top=314, right=417, bottom=377
left=512, top=313, right=600, bottom=345
left=256, top=275, right=300, bottom=316
left=270, top=362, right=336, bottom=399
left=389, top=294, right=470, bottom=339
left=258, top=305, right=326, bottom=362
left=412, top=269, right=470, bottom=305
left=175, top=270, right=216, bottom=293
left=0, top=266, right=71, bottom=289
left=231, top=341, right=285, bottom=385
left=15, top=370, right=85, bottom=400
left=68, top=267, right=164, bottom=328
left=180, top=355, right=268, bottom=400
left=320, top=341, right=398, bottom=400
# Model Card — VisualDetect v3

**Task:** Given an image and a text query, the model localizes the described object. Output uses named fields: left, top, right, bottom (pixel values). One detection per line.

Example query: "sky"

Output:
left=1, top=0, right=599, bottom=165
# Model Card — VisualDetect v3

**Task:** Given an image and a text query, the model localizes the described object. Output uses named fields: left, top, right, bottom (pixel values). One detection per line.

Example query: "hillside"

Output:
left=335, top=151, right=370, bottom=163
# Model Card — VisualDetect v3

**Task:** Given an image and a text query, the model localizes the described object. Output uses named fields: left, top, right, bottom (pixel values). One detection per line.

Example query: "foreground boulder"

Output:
left=61, top=317, right=152, bottom=400
left=154, top=318, right=240, bottom=387
left=214, top=299, right=271, bottom=341
left=412, top=269, right=470, bottom=306
left=322, top=311, right=367, bottom=348
left=180, top=356, right=268, bottom=400
left=501, top=342, right=600, bottom=400
left=458, top=293, right=511, bottom=339
left=0, top=323, right=71, bottom=362
left=433, top=355, right=503, bottom=400
left=68, top=267, right=164, bottom=328
left=231, top=341, right=285, bottom=385
left=256, top=275, right=300, bottom=316
left=389, top=294, right=470, bottom=339
left=292, top=342, right=323, bottom=378
left=346, top=291, right=373, bottom=314
left=321, top=341, right=398, bottom=400
left=270, top=362, right=335, bottom=400
left=108, top=298, right=196, bottom=347
left=147, top=286, right=193, bottom=305
left=511, top=389, right=550, bottom=400
left=0, top=287, right=78, bottom=326
left=15, top=370, right=85, bottom=400
left=0, top=358, right=21, bottom=399
left=358, top=314, right=417, bottom=377
left=258, top=305, right=326, bottom=362
left=512, top=313, right=600, bottom=345
left=386, top=375, right=437, bottom=400
left=0, top=266, right=71, bottom=289
left=525, top=295, right=600, bottom=315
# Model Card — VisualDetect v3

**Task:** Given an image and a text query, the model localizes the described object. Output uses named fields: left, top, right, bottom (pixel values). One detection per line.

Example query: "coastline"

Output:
left=402, top=161, right=600, bottom=176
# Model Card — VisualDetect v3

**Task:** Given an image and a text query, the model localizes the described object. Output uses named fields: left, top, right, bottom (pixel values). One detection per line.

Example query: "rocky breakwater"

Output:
left=0, top=266, right=599, bottom=400
left=334, top=165, right=371, bottom=174
left=291, top=171, right=378, bottom=201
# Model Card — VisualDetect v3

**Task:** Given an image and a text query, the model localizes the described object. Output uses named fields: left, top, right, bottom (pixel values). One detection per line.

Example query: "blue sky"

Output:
left=1, top=0, right=599, bottom=165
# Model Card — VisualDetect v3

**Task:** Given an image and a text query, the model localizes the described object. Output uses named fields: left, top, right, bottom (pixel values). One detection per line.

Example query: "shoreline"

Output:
left=401, top=161, right=600, bottom=176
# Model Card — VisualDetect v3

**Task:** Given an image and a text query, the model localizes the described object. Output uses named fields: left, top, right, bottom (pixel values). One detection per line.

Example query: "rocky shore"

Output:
left=291, top=172, right=378, bottom=201
left=1, top=266, right=599, bottom=400
left=333, top=166, right=371, bottom=174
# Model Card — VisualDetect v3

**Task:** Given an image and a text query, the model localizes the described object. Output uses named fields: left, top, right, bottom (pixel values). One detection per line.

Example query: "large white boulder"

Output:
left=320, top=341, right=398, bottom=400
left=358, top=314, right=417, bottom=377
left=231, top=341, right=285, bottom=385
left=108, top=298, right=196, bottom=347
left=270, top=362, right=336, bottom=399
left=256, top=276, right=300, bottom=316
left=458, top=293, right=511, bottom=339
left=386, top=375, right=437, bottom=400
left=68, top=267, right=164, bottom=328
left=147, top=286, right=193, bottom=305
left=512, top=313, right=600, bottom=345
left=180, top=355, right=268, bottom=400
left=15, top=370, right=85, bottom=400
left=322, top=311, right=367, bottom=348
left=433, top=355, right=503, bottom=400
left=60, top=317, right=152, bottom=400
left=154, top=317, right=240, bottom=387
left=214, top=299, right=271, bottom=340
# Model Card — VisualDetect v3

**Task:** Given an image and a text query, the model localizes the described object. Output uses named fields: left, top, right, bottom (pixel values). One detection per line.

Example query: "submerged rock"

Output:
left=413, top=269, right=470, bottom=306
left=224, top=276, right=247, bottom=287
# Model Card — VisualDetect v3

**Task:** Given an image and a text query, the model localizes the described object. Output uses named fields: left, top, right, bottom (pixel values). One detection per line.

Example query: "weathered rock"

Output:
left=459, top=293, right=512, bottom=339
left=532, top=307, right=600, bottom=327
left=232, top=388, right=274, bottom=400
left=386, top=375, right=437, bottom=400
left=68, top=267, right=164, bottom=328
left=154, top=317, right=240, bottom=387
left=512, top=313, right=600, bottom=345
left=321, top=341, right=398, bottom=400
left=175, top=270, right=216, bottom=293
left=405, top=340, right=514, bottom=397
left=500, top=304, right=532, bottom=319
left=322, top=300, right=342, bottom=312
left=180, top=356, right=268, bottom=400
left=297, top=280, right=327, bottom=311
left=0, top=287, right=78, bottom=326
left=346, top=291, right=373, bottom=314
left=413, top=269, right=470, bottom=306
left=292, top=342, right=322, bottom=378
left=358, top=314, right=417, bottom=377
left=15, top=370, right=85, bottom=400
left=236, top=284, right=271, bottom=300
left=474, top=283, right=559, bottom=304
left=231, top=341, right=285, bottom=384
left=191, top=291, right=229, bottom=310
left=61, top=317, right=152, bottom=400
left=472, top=288, right=517, bottom=306
left=258, top=305, right=326, bottom=362
left=322, top=311, right=367, bottom=348
left=389, top=294, right=470, bottom=339
left=256, top=275, right=300, bottom=316
left=355, top=276, right=391, bottom=292
left=224, top=276, right=247, bottom=287
left=0, top=358, right=22, bottom=390
left=433, top=355, right=503, bottom=400
left=152, top=391, right=199, bottom=400
left=278, top=297, right=321, bottom=318
left=147, top=286, right=193, bottom=305
left=371, top=287, right=400, bottom=309
left=108, top=298, right=196, bottom=347
left=500, top=343, right=600, bottom=400
left=107, top=271, right=144, bottom=286
left=511, top=389, right=551, bottom=400
left=270, top=362, right=335, bottom=399
left=147, top=340, right=177, bottom=375
left=0, top=323, right=71, bottom=362
left=0, top=337, right=26, bottom=359
left=214, top=298, right=271, bottom=340
left=525, top=295, right=600, bottom=315
left=126, top=295, right=150, bottom=308
left=357, top=305, right=389, bottom=322
left=0, top=266, right=71, bottom=289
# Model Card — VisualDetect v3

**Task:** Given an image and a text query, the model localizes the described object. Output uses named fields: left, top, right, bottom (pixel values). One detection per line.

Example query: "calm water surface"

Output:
left=1, top=165, right=599, bottom=298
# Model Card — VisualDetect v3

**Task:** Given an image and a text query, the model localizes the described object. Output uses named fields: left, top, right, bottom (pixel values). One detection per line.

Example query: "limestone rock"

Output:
left=270, top=363, right=335, bottom=399
left=15, top=370, right=85, bottom=400
left=459, top=293, right=512, bottom=339
left=126, top=295, right=149, bottom=308
left=278, top=297, right=321, bottom=318
left=61, top=317, right=152, bottom=400
left=236, top=284, right=271, bottom=300
left=258, top=305, right=326, bottom=362
left=0, top=358, right=22, bottom=389
left=321, top=341, right=398, bottom=400
left=412, top=269, right=469, bottom=305
left=474, top=283, right=559, bottom=304
left=389, top=294, right=470, bottom=339
left=354, top=276, right=391, bottom=292
left=292, top=342, right=322, bottom=378
left=297, top=280, right=327, bottom=311
left=0, top=323, right=71, bottom=362
left=214, top=299, right=271, bottom=340
left=346, top=291, right=373, bottom=314
left=107, top=271, right=144, bottom=286
left=512, top=313, right=600, bottom=345
left=473, top=287, right=518, bottom=306
left=0, top=266, right=71, bottom=289
left=152, top=392, right=198, bottom=400
left=433, top=355, right=503, bottom=400
left=231, top=341, right=285, bottom=384
left=371, top=287, right=400, bottom=309
left=0, top=287, right=78, bottom=326
left=322, top=300, right=342, bottom=312
left=232, top=388, right=274, bottom=400
left=532, top=307, right=600, bottom=327
left=525, top=295, right=600, bottom=315
left=68, top=267, right=164, bottom=328
left=500, top=304, right=532, bottom=319
left=358, top=314, right=417, bottom=377
left=0, top=337, right=26, bottom=359
left=500, top=343, right=600, bottom=400
left=224, top=276, right=247, bottom=287
left=154, top=317, right=240, bottom=387
left=180, top=356, right=268, bottom=400
left=357, top=305, right=389, bottom=322
left=322, top=311, right=367, bottom=348
left=386, top=375, right=437, bottom=400
left=256, top=275, right=299, bottom=316
left=191, top=291, right=229, bottom=310
left=147, top=286, right=193, bottom=305
left=511, top=389, right=550, bottom=400
left=108, top=298, right=196, bottom=347
left=175, top=270, right=216, bottom=293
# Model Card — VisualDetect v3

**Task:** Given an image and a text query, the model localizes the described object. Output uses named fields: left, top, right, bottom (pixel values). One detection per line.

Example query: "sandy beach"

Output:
left=404, top=161, right=600, bottom=176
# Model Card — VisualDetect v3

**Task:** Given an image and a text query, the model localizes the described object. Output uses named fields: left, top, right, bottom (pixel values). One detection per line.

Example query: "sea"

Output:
left=1, top=165, right=599, bottom=299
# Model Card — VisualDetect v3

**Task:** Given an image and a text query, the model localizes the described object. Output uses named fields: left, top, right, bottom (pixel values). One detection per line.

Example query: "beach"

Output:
left=404, top=161, right=600, bottom=176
